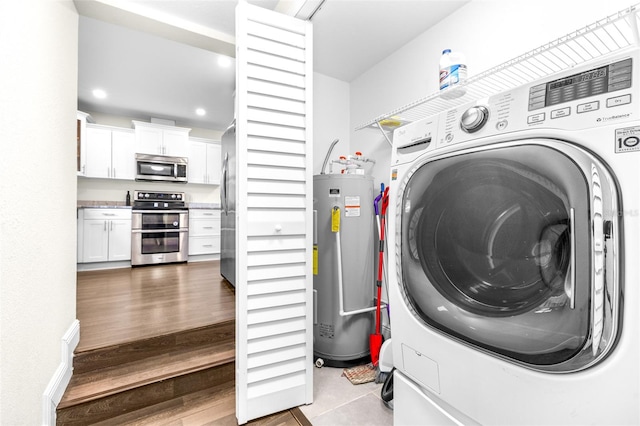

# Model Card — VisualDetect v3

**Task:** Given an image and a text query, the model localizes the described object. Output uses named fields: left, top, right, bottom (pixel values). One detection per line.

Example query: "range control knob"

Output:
left=460, top=106, right=489, bottom=133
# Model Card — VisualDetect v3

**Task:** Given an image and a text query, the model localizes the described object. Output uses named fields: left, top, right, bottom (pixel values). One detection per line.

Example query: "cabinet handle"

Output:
left=107, top=167, right=110, bottom=178
left=203, top=244, right=213, bottom=247
left=104, top=220, right=107, bottom=231
left=110, top=221, right=113, bottom=231
left=203, top=226, right=214, bottom=229
left=113, top=168, right=116, bottom=178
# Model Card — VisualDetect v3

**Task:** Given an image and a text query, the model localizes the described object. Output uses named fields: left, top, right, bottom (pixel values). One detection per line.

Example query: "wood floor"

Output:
left=59, top=260, right=309, bottom=426
left=76, top=261, right=235, bottom=352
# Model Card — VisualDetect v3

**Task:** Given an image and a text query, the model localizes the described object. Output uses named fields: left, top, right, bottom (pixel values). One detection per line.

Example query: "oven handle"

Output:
left=132, top=210, right=189, bottom=214
left=131, top=229, right=189, bottom=234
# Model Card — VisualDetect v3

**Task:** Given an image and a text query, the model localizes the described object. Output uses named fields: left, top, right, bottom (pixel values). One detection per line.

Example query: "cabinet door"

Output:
left=164, top=129, right=189, bottom=157
left=77, top=112, right=89, bottom=176
left=111, top=130, right=136, bottom=180
left=135, top=126, right=163, bottom=155
left=188, top=141, right=207, bottom=184
left=85, top=127, right=112, bottom=178
left=82, top=219, right=109, bottom=262
left=207, top=143, right=222, bottom=184
left=108, top=219, right=132, bottom=261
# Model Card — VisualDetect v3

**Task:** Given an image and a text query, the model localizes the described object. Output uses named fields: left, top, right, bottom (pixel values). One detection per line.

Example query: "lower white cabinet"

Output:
left=78, top=208, right=132, bottom=263
left=189, top=209, right=221, bottom=255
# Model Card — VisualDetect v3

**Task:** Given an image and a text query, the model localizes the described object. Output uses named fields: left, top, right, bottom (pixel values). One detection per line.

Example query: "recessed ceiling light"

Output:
left=92, top=89, right=107, bottom=99
left=217, top=56, right=232, bottom=68
left=195, top=108, right=206, bottom=116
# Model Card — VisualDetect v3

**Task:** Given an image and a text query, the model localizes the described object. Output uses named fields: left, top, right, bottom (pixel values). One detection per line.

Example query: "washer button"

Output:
left=577, top=101, right=600, bottom=113
left=496, top=120, right=508, bottom=130
left=606, top=94, right=631, bottom=108
left=551, top=107, right=571, bottom=119
left=527, top=113, right=545, bottom=124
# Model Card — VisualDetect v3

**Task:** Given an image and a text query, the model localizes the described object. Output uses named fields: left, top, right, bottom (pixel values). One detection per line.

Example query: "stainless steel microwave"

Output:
left=135, top=153, right=188, bottom=183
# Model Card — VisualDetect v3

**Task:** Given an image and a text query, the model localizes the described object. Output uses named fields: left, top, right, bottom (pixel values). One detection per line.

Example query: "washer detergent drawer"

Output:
left=395, top=371, right=480, bottom=426
left=401, top=343, right=440, bottom=393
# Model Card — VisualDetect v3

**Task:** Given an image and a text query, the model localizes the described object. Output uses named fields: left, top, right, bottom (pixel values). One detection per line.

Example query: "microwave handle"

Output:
left=174, top=163, right=177, bottom=179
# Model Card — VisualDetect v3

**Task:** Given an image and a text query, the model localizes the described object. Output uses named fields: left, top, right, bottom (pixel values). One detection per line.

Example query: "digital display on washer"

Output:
left=528, top=58, right=632, bottom=110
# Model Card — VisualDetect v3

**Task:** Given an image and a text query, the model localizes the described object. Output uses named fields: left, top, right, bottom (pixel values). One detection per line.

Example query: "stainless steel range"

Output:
left=131, top=190, right=189, bottom=266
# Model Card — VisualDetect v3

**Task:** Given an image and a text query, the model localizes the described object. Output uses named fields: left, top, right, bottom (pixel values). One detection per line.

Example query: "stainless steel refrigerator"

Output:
left=220, top=120, right=236, bottom=287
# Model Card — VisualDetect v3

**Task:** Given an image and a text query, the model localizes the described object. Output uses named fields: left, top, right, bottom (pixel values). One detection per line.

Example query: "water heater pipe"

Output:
left=335, top=229, right=378, bottom=317
left=321, top=138, right=340, bottom=174
left=333, top=205, right=384, bottom=317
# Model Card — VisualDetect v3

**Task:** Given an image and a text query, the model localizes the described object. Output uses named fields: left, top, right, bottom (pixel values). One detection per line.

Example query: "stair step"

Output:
left=56, top=362, right=235, bottom=425
left=92, top=380, right=236, bottom=426
left=73, top=320, right=234, bottom=374
left=56, top=320, right=236, bottom=425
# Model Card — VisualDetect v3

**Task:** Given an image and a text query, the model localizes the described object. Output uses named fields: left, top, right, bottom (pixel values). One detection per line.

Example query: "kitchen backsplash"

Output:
left=77, top=178, right=220, bottom=205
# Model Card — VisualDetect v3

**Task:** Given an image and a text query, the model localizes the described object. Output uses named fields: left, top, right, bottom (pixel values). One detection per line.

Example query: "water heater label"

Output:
left=344, top=196, right=361, bottom=217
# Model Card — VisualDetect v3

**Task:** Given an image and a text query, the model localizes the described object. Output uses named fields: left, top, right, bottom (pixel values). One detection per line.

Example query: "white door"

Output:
left=85, top=126, right=112, bottom=179
left=111, top=129, right=135, bottom=180
left=188, top=140, right=208, bottom=184
left=235, top=2, right=313, bottom=423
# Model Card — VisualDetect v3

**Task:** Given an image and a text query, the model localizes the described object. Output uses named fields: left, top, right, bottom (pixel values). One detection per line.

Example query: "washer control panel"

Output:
left=432, top=50, right=639, bottom=149
left=528, top=58, right=632, bottom=111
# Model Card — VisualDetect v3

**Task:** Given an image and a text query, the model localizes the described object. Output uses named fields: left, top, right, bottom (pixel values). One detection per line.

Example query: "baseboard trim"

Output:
left=42, top=319, right=80, bottom=426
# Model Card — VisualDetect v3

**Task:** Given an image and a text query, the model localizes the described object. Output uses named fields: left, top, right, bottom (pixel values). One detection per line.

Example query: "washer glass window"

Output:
left=400, top=144, right=593, bottom=367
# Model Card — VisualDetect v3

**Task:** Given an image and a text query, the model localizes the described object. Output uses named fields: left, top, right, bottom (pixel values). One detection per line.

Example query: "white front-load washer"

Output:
left=388, top=47, right=640, bottom=425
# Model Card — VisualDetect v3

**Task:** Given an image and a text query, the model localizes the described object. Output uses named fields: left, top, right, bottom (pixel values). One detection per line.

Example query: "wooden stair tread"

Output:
left=92, top=381, right=236, bottom=426
left=92, top=382, right=307, bottom=426
left=72, top=320, right=235, bottom=375
left=59, top=340, right=235, bottom=408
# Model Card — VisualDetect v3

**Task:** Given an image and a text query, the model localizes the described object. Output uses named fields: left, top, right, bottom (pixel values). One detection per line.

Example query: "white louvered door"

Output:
left=235, top=2, right=313, bottom=423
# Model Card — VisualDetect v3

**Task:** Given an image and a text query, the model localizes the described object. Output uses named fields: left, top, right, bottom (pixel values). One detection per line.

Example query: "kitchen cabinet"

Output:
left=78, top=208, right=132, bottom=263
left=77, top=111, right=92, bottom=176
left=133, top=120, right=190, bottom=157
left=188, top=138, right=221, bottom=185
left=85, top=124, right=136, bottom=180
left=188, top=209, right=221, bottom=256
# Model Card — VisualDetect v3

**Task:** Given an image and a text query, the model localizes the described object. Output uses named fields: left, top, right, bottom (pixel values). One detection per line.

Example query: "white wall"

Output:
left=313, top=72, right=351, bottom=175
left=0, top=1, right=78, bottom=424
left=350, top=0, right=636, bottom=184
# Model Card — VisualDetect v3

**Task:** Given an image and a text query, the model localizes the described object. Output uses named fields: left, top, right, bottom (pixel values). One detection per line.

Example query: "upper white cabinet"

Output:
left=77, top=111, right=92, bottom=176
left=133, top=121, right=190, bottom=157
left=188, top=137, right=221, bottom=185
left=85, top=124, right=136, bottom=180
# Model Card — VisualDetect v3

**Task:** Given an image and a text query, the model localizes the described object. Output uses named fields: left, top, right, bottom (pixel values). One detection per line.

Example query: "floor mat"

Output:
left=342, top=363, right=377, bottom=385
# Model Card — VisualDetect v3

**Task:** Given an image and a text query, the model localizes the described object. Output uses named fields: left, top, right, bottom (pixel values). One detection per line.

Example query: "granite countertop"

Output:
left=77, top=201, right=220, bottom=209
left=77, top=201, right=131, bottom=209
left=187, top=203, right=221, bottom=209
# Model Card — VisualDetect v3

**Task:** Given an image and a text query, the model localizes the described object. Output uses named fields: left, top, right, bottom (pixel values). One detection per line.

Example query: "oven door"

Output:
left=131, top=210, right=189, bottom=265
left=398, top=140, right=621, bottom=372
left=131, top=229, right=188, bottom=265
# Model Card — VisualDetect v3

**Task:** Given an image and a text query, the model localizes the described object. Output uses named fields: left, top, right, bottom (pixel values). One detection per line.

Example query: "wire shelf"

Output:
left=355, top=3, right=640, bottom=135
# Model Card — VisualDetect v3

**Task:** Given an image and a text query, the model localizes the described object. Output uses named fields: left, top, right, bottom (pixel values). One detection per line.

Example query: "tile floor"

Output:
left=299, top=365, right=393, bottom=425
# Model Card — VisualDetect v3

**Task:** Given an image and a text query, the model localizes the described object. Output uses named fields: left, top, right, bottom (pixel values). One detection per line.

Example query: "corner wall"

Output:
left=0, top=1, right=78, bottom=423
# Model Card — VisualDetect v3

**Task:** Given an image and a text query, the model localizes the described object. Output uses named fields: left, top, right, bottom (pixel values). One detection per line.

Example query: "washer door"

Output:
left=399, top=141, right=620, bottom=372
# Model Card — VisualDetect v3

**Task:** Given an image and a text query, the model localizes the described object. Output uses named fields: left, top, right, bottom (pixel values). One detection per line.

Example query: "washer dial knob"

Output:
left=460, top=106, right=489, bottom=133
